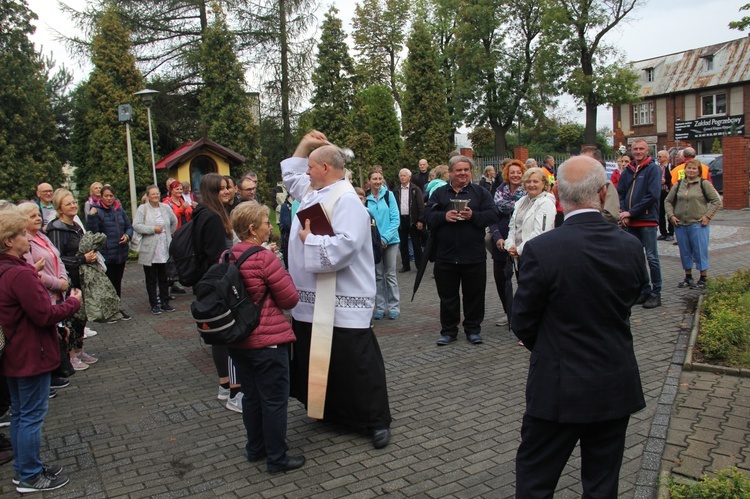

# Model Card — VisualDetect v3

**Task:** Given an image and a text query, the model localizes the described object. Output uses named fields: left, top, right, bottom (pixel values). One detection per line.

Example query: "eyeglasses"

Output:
left=239, top=187, right=257, bottom=192
left=39, top=190, right=53, bottom=194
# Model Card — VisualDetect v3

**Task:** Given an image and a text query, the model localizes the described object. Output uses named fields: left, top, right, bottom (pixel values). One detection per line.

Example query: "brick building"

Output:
left=612, top=36, right=750, bottom=156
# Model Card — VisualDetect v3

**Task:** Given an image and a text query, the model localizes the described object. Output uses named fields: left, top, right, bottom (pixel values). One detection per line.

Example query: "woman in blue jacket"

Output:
left=366, top=169, right=400, bottom=320
left=87, top=185, right=133, bottom=317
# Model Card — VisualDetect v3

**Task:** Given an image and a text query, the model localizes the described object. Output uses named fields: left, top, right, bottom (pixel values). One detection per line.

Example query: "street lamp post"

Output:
left=134, top=89, right=159, bottom=186
left=118, top=104, right=138, bottom=220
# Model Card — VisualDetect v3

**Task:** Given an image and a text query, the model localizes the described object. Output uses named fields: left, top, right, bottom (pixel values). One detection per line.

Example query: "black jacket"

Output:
left=412, top=171, right=430, bottom=193
left=425, top=181, right=499, bottom=264
left=192, top=204, right=231, bottom=268
left=391, top=183, right=425, bottom=225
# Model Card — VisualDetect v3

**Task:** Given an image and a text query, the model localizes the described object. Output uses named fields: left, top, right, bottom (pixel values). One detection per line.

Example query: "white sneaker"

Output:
left=217, top=386, right=230, bottom=401
left=225, top=392, right=243, bottom=413
left=83, top=327, right=98, bottom=338
left=495, top=315, right=509, bottom=326
left=70, top=356, right=89, bottom=371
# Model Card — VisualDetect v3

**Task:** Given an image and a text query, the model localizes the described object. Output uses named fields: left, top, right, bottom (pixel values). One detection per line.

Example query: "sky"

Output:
left=26, top=0, right=749, bottom=132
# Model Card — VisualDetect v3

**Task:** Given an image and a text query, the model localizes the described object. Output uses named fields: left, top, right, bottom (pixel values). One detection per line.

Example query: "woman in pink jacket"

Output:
left=227, top=202, right=305, bottom=474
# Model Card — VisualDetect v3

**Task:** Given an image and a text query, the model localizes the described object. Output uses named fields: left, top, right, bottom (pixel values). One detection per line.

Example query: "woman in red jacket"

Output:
left=0, top=211, right=81, bottom=493
left=227, top=202, right=305, bottom=474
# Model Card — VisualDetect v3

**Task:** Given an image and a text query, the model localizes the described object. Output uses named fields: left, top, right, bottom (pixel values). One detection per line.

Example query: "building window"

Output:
left=702, top=93, right=726, bottom=116
left=645, top=68, right=654, bottom=82
left=632, top=102, right=654, bottom=125
left=705, top=56, right=714, bottom=71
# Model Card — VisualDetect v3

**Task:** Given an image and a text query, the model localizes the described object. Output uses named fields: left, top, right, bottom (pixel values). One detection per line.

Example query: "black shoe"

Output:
left=643, top=294, right=661, bottom=309
left=13, top=464, right=63, bottom=485
left=268, top=455, right=305, bottom=474
left=678, top=277, right=694, bottom=288
left=436, top=335, right=457, bottom=346
left=398, top=267, right=410, bottom=273
left=48, top=389, right=58, bottom=399
left=0, top=410, right=10, bottom=428
left=692, top=279, right=707, bottom=290
left=119, top=310, right=131, bottom=321
left=657, top=234, right=667, bottom=241
left=635, top=292, right=649, bottom=305
left=467, top=333, right=483, bottom=345
left=372, top=428, right=391, bottom=449
left=16, top=471, right=69, bottom=493
left=665, top=235, right=674, bottom=241
left=0, top=433, right=11, bottom=451
left=50, top=377, right=70, bottom=389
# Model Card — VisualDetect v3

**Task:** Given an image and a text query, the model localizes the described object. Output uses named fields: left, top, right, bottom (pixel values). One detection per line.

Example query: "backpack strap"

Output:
left=233, top=246, right=270, bottom=307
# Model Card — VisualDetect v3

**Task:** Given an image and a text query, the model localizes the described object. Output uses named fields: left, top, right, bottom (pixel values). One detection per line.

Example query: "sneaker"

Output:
left=657, top=234, right=667, bottom=241
left=388, top=311, right=399, bottom=320
left=78, top=351, right=98, bottom=364
left=48, top=389, right=58, bottom=399
left=160, top=303, right=176, bottom=313
left=119, top=310, right=131, bottom=321
left=50, top=377, right=70, bottom=389
left=13, top=464, right=63, bottom=485
left=217, top=386, right=230, bottom=401
left=0, top=410, right=10, bottom=428
left=225, top=392, right=243, bottom=413
left=678, top=277, right=694, bottom=288
left=495, top=315, right=509, bottom=326
left=665, top=235, right=674, bottom=241
left=151, top=305, right=162, bottom=315
left=0, top=432, right=12, bottom=451
left=16, top=471, right=69, bottom=493
left=693, top=280, right=707, bottom=290
left=83, top=327, right=98, bottom=338
left=373, top=311, right=384, bottom=320
left=635, top=292, right=650, bottom=305
left=643, top=294, right=662, bottom=309
left=70, top=356, right=89, bottom=371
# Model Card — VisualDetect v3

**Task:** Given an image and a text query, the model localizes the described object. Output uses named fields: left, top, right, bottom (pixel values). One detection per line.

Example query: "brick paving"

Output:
left=1, top=209, right=748, bottom=497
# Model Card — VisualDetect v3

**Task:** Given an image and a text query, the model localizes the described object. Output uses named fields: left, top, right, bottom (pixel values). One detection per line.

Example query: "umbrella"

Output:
left=411, top=228, right=437, bottom=301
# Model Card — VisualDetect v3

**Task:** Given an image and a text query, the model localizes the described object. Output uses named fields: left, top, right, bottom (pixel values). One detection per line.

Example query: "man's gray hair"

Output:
left=683, top=147, right=696, bottom=158
left=399, top=168, right=412, bottom=176
left=543, top=155, right=554, bottom=164
left=314, top=145, right=345, bottom=170
left=448, top=155, right=475, bottom=170
left=557, top=156, right=607, bottom=212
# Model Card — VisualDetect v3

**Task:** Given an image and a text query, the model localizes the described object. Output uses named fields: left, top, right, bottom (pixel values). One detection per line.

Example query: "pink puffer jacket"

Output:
left=229, top=242, right=298, bottom=349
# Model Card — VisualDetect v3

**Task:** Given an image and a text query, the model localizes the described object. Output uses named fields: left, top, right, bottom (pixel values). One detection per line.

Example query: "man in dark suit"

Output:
left=393, top=168, right=425, bottom=272
left=512, top=155, right=648, bottom=498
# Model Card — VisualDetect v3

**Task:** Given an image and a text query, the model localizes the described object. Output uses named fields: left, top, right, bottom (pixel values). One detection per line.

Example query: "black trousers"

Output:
left=398, top=215, right=422, bottom=269
left=515, top=414, right=630, bottom=499
left=493, top=254, right=513, bottom=317
left=105, top=261, right=126, bottom=297
left=228, top=345, right=291, bottom=469
left=143, top=263, right=170, bottom=307
left=659, top=190, right=674, bottom=236
left=433, top=261, right=486, bottom=336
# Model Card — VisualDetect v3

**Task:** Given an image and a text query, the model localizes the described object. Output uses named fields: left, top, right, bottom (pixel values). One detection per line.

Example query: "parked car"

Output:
left=694, top=154, right=723, bottom=193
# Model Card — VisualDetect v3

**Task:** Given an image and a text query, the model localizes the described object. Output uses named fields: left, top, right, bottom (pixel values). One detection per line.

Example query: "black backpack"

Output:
left=169, top=211, right=204, bottom=287
left=370, top=214, right=383, bottom=264
left=190, top=246, right=269, bottom=345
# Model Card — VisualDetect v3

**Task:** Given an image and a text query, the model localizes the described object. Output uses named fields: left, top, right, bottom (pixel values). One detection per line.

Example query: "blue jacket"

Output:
left=86, top=200, right=133, bottom=264
left=366, top=186, right=400, bottom=246
left=617, top=157, right=661, bottom=224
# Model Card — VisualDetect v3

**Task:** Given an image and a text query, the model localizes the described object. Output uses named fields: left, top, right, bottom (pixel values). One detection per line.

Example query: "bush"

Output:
left=698, top=270, right=750, bottom=365
left=669, top=467, right=750, bottom=498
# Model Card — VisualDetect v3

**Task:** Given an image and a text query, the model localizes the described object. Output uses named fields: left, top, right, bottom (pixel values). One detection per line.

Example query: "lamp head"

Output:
left=134, top=88, right=159, bottom=107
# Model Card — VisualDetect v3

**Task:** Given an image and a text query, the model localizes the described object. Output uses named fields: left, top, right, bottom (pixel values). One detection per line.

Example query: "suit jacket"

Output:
left=392, top=182, right=425, bottom=226
left=511, top=211, right=647, bottom=424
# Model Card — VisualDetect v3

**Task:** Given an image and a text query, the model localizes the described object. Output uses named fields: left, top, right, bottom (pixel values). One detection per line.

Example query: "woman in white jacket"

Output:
left=501, top=167, right=557, bottom=261
left=133, top=185, right=178, bottom=315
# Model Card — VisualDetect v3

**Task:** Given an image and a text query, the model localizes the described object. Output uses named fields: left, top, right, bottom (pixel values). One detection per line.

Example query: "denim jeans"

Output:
left=627, top=226, right=662, bottom=295
left=675, top=223, right=710, bottom=271
left=228, top=345, right=290, bottom=469
left=7, top=372, right=50, bottom=482
left=375, top=244, right=400, bottom=315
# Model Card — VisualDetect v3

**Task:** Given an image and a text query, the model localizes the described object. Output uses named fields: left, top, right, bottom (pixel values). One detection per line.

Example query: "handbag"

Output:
left=51, top=324, right=75, bottom=378
left=129, top=232, right=142, bottom=252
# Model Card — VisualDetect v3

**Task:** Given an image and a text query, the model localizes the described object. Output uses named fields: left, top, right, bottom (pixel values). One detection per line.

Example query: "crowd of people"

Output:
left=0, top=134, right=725, bottom=493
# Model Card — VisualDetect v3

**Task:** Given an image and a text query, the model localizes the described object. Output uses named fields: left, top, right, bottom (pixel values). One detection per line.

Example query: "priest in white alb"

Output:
left=282, top=130, right=392, bottom=449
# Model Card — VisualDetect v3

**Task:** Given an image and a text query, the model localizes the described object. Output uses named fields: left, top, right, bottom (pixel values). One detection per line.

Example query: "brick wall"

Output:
left=513, top=147, right=529, bottom=163
left=721, top=136, right=750, bottom=209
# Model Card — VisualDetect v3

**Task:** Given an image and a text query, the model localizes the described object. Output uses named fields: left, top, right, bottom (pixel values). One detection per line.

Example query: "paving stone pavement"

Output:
left=1, top=209, right=748, bottom=498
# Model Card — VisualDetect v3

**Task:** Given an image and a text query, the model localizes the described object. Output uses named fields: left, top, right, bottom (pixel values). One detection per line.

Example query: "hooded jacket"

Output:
left=366, top=185, right=400, bottom=246
left=87, top=199, right=133, bottom=264
left=617, top=156, right=660, bottom=225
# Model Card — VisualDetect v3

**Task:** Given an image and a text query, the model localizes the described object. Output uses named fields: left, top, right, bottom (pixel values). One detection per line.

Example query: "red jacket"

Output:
left=0, top=253, right=81, bottom=377
left=229, top=242, right=298, bottom=349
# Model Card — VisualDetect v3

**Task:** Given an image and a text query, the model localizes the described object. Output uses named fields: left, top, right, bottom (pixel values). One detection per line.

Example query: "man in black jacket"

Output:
left=412, top=159, right=430, bottom=193
left=512, top=155, right=647, bottom=498
left=425, top=155, right=499, bottom=346
left=393, top=168, right=425, bottom=272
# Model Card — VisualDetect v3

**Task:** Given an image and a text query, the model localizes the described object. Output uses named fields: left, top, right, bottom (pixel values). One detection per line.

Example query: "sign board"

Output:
left=118, top=104, right=132, bottom=122
left=674, top=115, right=744, bottom=140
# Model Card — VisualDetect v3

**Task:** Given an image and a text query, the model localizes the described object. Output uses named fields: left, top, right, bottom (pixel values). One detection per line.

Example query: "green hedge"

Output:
left=669, top=467, right=750, bottom=498
left=698, top=269, right=750, bottom=367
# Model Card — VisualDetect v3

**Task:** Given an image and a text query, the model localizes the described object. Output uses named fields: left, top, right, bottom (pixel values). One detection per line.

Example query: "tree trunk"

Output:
left=490, top=122, right=509, bottom=158
left=583, top=95, right=598, bottom=145
left=279, top=0, right=292, bottom=156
